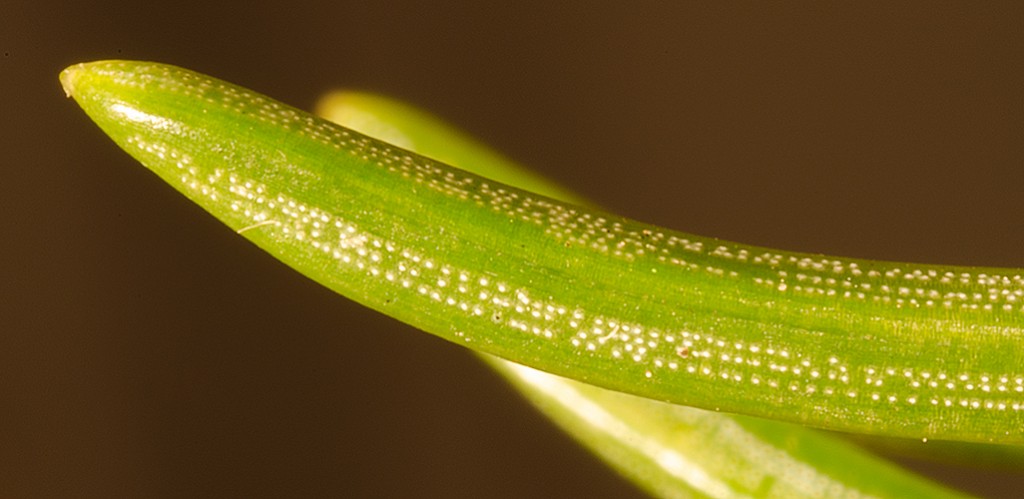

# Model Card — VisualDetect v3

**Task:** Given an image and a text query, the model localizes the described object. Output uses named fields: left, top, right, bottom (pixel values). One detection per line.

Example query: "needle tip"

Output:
left=59, top=63, right=87, bottom=98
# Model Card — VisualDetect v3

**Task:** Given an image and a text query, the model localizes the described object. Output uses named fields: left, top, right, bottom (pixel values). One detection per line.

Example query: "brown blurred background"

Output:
left=3, top=2, right=1024, bottom=497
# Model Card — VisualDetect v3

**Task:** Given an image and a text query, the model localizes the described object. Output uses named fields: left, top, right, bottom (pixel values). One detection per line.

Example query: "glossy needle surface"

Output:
left=61, top=60, right=1024, bottom=445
